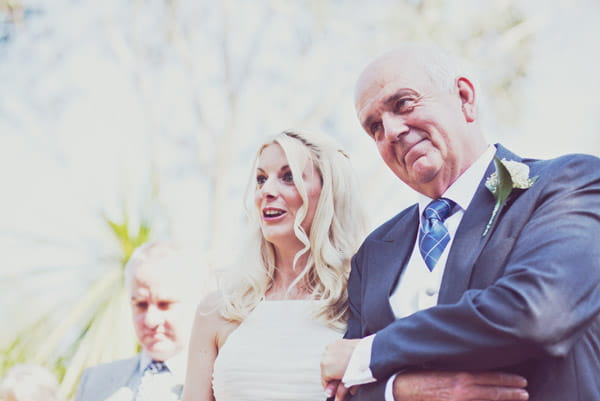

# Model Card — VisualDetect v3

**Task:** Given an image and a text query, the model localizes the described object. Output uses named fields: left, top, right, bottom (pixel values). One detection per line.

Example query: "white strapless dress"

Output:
left=212, top=300, right=342, bottom=401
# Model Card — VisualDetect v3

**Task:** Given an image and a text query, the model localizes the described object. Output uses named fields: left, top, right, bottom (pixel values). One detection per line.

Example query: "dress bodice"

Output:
left=212, top=300, right=342, bottom=401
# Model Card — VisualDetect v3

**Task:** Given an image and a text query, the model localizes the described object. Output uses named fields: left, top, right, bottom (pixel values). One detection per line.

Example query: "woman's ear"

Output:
left=457, top=77, right=476, bottom=122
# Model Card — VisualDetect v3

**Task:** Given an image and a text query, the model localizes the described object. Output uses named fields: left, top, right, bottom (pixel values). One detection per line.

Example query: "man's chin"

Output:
left=143, top=341, right=179, bottom=361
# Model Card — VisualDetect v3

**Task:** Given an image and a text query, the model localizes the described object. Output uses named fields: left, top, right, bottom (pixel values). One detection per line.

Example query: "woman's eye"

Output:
left=282, top=171, right=294, bottom=183
left=256, top=174, right=267, bottom=185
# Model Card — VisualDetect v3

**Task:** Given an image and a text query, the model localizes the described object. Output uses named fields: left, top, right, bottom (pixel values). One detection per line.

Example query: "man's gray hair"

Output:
left=387, top=43, right=480, bottom=95
left=123, top=240, right=204, bottom=299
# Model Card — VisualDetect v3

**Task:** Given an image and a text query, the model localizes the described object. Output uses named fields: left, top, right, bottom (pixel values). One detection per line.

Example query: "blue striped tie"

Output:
left=145, top=360, right=168, bottom=374
left=419, top=198, right=456, bottom=271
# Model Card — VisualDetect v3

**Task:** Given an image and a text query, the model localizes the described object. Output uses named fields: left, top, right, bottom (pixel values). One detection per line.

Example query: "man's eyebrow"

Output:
left=360, top=88, right=420, bottom=126
left=383, top=89, right=419, bottom=107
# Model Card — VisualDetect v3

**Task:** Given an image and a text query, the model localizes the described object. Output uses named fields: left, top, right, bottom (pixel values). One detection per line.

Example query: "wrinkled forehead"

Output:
left=354, top=53, right=431, bottom=118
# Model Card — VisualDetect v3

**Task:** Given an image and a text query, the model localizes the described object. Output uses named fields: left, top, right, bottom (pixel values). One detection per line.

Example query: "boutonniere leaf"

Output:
left=482, top=157, right=537, bottom=236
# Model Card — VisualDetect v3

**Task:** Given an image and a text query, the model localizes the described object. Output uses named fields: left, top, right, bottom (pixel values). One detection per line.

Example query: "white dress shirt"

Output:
left=134, top=351, right=186, bottom=401
left=342, top=146, right=496, bottom=400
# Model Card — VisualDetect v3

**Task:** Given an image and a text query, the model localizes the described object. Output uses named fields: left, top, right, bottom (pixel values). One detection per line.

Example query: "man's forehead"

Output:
left=131, top=278, right=186, bottom=302
left=355, top=80, right=427, bottom=125
left=133, top=261, right=189, bottom=289
left=355, top=55, right=427, bottom=113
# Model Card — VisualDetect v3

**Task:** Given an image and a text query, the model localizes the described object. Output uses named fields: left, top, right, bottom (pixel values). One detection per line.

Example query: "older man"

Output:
left=321, top=44, right=600, bottom=401
left=75, top=241, right=201, bottom=401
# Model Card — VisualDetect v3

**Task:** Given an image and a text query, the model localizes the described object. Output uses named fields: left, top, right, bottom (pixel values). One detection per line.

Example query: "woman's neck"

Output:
left=267, top=244, right=311, bottom=300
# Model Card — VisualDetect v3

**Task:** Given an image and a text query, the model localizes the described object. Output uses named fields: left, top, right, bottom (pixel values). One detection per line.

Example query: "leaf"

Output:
left=493, top=157, right=514, bottom=203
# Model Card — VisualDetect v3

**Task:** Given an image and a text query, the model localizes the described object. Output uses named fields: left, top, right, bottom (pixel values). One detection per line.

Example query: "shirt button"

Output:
left=425, top=288, right=437, bottom=296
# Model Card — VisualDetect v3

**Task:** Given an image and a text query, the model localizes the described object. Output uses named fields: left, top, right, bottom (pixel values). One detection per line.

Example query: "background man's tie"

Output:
left=135, top=360, right=169, bottom=401
left=419, top=198, right=456, bottom=271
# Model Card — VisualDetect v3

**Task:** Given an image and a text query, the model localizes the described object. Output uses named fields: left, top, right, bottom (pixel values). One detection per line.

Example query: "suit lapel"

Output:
left=366, top=206, right=419, bottom=330
left=439, top=144, right=521, bottom=304
left=120, top=355, right=141, bottom=393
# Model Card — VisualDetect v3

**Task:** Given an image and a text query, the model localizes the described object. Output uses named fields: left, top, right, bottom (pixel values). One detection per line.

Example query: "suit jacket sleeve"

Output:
left=369, top=155, right=600, bottom=381
left=346, top=250, right=388, bottom=401
left=74, top=368, right=90, bottom=401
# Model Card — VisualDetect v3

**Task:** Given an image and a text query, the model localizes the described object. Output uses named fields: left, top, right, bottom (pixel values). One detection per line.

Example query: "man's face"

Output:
left=355, top=52, right=480, bottom=198
left=130, top=260, right=192, bottom=361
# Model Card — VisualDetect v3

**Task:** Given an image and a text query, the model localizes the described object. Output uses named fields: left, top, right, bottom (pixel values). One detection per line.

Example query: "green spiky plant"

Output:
left=0, top=213, right=152, bottom=400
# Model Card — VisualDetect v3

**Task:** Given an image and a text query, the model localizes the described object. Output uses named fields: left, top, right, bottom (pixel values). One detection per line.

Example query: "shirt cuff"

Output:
left=342, top=334, right=377, bottom=387
left=384, top=374, right=398, bottom=401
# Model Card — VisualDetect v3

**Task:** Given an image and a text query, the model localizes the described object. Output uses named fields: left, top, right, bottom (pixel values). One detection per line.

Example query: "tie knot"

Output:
left=145, top=360, right=168, bottom=375
left=423, top=198, right=455, bottom=222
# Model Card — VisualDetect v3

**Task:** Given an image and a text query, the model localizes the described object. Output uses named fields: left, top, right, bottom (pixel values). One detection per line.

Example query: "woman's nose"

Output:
left=260, top=177, right=278, bottom=199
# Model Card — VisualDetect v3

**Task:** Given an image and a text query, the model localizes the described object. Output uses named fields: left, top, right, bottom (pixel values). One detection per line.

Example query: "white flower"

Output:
left=500, top=159, right=533, bottom=188
left=482, top=157, right=537, bottom=236
left=485, top=172, right=499, bottom=194
left=485, top=159, right=535, bottom=195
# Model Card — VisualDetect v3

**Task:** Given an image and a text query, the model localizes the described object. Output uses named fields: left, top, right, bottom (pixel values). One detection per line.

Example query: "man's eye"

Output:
left=157, top=301, right=172, bottom=311
left=135, top=301, right=149, bottom=311
left=369, top=122, right=382, bottom=136
left=256, top=174, right=267, bottom=185
left=393, top=98, right=415, bottom=113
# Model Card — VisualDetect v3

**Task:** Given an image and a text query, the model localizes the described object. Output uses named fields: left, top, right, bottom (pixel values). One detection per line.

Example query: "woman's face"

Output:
left=254, top=143, right=322, bottom=249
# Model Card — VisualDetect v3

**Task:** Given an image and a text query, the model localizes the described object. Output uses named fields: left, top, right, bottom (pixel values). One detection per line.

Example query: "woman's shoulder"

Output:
left=195, top=291, right=240, bottom=348
left=195, top=291, right=229, bottom=325
left=197, top=290, right=224, bottom=311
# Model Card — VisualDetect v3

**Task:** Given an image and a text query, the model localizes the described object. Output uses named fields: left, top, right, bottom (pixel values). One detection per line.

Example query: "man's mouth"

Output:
left=403, top=138, right=428, bottom=165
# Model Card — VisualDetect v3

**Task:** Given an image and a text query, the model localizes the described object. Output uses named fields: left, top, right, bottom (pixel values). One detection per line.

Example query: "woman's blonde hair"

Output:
left=219, top=130, right=366, bottom=329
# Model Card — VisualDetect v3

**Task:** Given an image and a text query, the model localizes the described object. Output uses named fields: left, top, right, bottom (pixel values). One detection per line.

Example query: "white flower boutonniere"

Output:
left=482, top=157, right=537, bottom=236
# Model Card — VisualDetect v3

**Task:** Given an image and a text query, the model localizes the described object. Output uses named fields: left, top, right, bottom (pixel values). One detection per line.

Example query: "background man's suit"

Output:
left=75, top=354, right=184, bottom=401
left=346, top=144, right=600, bottom=401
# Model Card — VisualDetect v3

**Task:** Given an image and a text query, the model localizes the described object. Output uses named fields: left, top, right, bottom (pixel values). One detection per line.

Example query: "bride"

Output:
left=182, top=130, right=366, bottom=401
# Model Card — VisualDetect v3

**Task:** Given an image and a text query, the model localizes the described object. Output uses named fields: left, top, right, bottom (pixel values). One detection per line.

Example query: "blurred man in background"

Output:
left=75, top=241, right=202, bottom=401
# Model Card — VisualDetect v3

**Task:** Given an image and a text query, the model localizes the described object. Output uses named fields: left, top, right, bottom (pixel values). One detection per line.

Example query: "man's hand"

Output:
left=320, top=339, right=361, bottom=400
left=393, top=370, right=529, bottom=401
left=323, top=380, right=356, bottom=401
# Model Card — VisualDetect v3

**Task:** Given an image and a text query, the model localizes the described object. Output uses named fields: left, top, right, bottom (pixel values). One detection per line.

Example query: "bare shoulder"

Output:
left=194, top=291, right=240, bottom=349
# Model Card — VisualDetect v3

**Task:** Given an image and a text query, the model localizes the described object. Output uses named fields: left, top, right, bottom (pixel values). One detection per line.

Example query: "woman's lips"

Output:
left=262, top=207, right=287, bottom=221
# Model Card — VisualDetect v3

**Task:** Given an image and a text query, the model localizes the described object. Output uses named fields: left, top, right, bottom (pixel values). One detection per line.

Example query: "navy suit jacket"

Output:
left=346, top=145, right=600, bottom=401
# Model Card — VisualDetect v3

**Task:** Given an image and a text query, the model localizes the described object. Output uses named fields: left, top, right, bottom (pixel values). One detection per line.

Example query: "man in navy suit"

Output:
left=321, top=44, right=600, bottom=401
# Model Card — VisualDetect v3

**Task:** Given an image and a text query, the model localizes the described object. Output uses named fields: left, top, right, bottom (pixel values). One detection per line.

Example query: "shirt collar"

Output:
left=139, top=350, right=186, bottom=379
left=418, top=145, right=496, bottom=212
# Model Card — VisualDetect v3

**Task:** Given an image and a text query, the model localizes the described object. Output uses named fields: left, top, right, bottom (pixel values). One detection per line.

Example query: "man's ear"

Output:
left=456, top=77, right=476, bottom=122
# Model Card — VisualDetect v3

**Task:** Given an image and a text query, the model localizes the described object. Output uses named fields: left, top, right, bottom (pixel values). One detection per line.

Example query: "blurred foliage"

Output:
left=0, top=212, right=151, bottom=399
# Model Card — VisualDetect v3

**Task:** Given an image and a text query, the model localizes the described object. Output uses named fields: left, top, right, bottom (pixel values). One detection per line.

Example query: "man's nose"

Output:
left=382, top=112, right=408, bottom=142
left=143, top=305, right=165, bottom=328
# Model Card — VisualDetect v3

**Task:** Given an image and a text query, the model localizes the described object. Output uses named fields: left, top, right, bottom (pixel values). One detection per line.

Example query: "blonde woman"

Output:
left=182, top=130, right=366, bottom=401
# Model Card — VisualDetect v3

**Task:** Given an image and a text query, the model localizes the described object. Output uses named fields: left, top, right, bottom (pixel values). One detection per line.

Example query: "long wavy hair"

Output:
left=219, top=130, right=366, bottom=329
